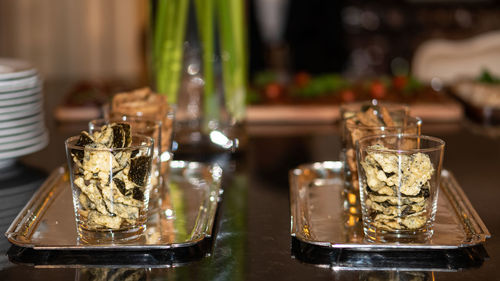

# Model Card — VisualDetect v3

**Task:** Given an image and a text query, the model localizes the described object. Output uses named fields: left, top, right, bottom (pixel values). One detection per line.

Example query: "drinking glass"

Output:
left=90, top=117, right=162, bottom=188
left=356, top=134, right=445, bottom=242
left=107, top=104, right=175, bottom=174
left=65, top=134, right=154, bottom=243
left=340, top=101, right=420, bottom=192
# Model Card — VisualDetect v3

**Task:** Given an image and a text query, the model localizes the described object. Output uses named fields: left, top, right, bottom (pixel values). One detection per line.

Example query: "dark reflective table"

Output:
left=0, top=117, right=499, bottom=280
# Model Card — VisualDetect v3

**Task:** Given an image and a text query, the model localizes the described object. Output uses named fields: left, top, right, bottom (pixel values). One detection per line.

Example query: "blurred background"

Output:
left=1, top=0, right=499, bottom=83
left=1, top=0, right=500, bottom=124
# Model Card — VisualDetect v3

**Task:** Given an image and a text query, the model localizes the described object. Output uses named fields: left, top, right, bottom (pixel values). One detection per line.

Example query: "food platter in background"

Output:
left=246, top=72, right=464, bottom=124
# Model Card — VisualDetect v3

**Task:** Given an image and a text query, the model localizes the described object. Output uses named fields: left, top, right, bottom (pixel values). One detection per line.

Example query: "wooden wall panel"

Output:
left=0, top=0, right=143, bottom=82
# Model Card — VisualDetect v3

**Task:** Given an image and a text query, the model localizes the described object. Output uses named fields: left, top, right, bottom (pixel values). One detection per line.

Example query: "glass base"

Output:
left=78, top=225, right=145, bottom=244
left=173, top=120, right=246, bottom=155
left=363, top=221, right=433, bottom=243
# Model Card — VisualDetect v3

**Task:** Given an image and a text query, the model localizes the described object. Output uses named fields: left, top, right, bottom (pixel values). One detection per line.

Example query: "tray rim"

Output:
left=290, top=161, right=491, bottom=251
left=4, top=160, right=222, bottom=251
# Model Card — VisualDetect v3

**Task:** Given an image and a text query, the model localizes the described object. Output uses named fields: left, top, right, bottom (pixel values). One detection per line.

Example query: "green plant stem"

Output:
left=195, top=0, right=218, bottom=132
left=152, top=0, right=246, bottom=122
left=217, top=0, right=246, bottom=122
left=153, top=0, right=189, bottom=104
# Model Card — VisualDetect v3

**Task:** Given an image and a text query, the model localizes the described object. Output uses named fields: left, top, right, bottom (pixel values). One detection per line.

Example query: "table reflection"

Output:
left=359, top=271, right=432, bottom=281
left=0, top=162, right=47, bottom=269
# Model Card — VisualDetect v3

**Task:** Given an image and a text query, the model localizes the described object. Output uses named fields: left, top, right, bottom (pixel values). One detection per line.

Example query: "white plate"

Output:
left=0, top=58, right=37, bottom=81
left=0, top=129, right=47, bottom=151
left=0, top=75, right=40, bottom=92
left=0, top=91, right=41, bottom=107
left=0, top=100, right=42, bottom=114
left=0, top=130, right=48, bottom=159
left=0, top=86, right=42, bottom=100
left=0, top=112, right=44, bottom=129
left=0, top=102, right=42, bottom=121
left=0, top=126, right=45, bottom=143
left=0, top=120, right=45, bottom=137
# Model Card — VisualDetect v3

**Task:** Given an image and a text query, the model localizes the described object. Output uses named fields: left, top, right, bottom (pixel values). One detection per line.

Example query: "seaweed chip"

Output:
left=422, top=188, right=430, bottom=198
left=111, top=123, right=128, bottom=148
left=128, top=156, right=151, bottom=186
left=72, top=131, right=94, bottom=160
left=120, top=123, right=132, bottom=147
left=113, top=178, right=129, bottom=196
left=131, top=149, right=139, bottom=158
left=132, top=187, right=144, bottom=201
left=401, top=205, right=414, bottom=216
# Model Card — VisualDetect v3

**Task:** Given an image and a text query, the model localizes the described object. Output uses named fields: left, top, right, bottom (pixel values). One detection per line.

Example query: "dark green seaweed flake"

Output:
left=111, top=124, right=126, bottom=148
left=77, top=131, right=94, bottom=146
left=422, top=188, right=430, bottom=198
left=120, top=123, right=131, bottom=147
left=113, top=178, right=129, bottom=196
left=72, top=131, right=94, bottom=160
left=132, top=187, right=144, bottom=201
left=128, top=156, right=151, bottom=186
left=381, top=201, right=392, bottom=208
left=384, top=172, right=395, bottom=178
left=131, top=149, right=139, bottom=158
left=400, top=205, right=414, bottom=216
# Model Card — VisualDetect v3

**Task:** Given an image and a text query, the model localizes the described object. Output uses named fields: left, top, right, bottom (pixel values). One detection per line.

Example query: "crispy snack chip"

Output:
left=71, top=123, right=151, bottom=231
left=129, top=156, right=152, bottom=187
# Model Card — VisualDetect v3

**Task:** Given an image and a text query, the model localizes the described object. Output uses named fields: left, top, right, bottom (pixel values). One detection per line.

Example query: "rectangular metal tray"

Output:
left=290, top=161, right=490, bottom=251
left=5, top=160, right=222, bottom=252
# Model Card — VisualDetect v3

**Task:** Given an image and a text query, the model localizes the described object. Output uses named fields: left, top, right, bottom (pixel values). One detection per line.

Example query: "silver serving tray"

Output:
left=5, top=160, right=222, bottom=251
left=290, top=161, right=490, bottom=250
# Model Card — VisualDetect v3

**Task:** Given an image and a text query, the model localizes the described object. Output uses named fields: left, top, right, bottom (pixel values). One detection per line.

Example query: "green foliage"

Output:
left=402, top=76, right=423, bottom=96
left=477, top=69, right=500, bottom=84
left=293, top=74, right=348, bottom=98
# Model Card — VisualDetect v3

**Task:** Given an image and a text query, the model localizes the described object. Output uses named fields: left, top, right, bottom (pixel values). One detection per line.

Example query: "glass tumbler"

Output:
left=340, top=101, right=420, bottom=192
left=107, top=103, right=176, bottom=172
left=65, top=134, right=154, bottom=243
left=356, top=134, right=445, bottom=242
left=90, top=117, right=162, bottom=190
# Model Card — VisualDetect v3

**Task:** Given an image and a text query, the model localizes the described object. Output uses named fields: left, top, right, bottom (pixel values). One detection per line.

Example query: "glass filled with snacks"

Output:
left=89, top=117, right=162, bottom=192
left=108, top=87, right=175, bottom=169
left=65, top=123, right=154, bottom=243
left=340, top=101, right=421, bottom=192
left=356, top=134, right=445, bottom=242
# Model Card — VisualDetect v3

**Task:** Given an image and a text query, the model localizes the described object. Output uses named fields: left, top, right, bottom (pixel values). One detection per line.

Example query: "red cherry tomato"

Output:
left=392, top=76, right=408, bottom=91
left=341, top=90, right=356, bottom=102
left=370, top=80, right=386, bottom=99
left=294, top=72, right=311, bottom=88
left=265, top=83, right=283, bottom=101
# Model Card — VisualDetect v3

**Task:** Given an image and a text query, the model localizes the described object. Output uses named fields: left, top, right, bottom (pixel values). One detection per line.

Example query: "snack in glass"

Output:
left=356, top=134, right=445, bottom=242
left=89, top=117, right=162, bottom=190
left=340, top=101, right=421, bottom=192
left=109, top=87, right=175, bottom=166
left=65, top=123, right=154, bottom=243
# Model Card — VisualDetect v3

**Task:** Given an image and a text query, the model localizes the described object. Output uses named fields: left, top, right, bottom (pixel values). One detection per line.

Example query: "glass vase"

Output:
left=148, top=0, right=247, bottom=156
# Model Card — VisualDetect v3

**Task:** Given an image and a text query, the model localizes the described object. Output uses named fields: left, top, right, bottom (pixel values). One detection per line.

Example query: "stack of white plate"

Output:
left=0, top=58, right=48, bottom=168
